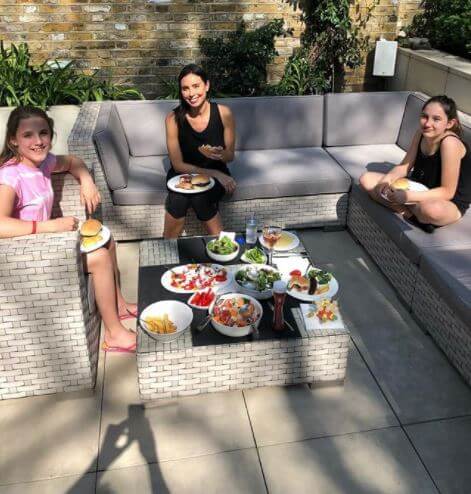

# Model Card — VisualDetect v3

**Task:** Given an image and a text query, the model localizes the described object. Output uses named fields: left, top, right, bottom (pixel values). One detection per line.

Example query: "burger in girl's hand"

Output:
left=391, top=178, right=410, bottom=191
left=80, top=218, right=103, bottom=248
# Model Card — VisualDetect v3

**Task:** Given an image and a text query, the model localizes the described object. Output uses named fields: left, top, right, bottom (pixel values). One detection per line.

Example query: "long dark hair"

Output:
left=422, top=95, right=462, bottom=137
left=174, top=64, right=209, bottom=127
left=0, top=106, right=54, bottom=167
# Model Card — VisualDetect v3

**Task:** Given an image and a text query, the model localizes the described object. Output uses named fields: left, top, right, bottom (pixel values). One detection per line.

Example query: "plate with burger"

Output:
left=168, top=174, right=215, bottom=194
left=381, top=178, right=429, bottom=203
left=286, top=267, right=338, bottom=302
left=80, top=219, right=111, bottom=253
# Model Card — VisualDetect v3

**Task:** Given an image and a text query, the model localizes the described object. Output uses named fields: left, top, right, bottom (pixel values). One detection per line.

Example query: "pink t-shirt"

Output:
left=0, top=153, right=57, bottom=221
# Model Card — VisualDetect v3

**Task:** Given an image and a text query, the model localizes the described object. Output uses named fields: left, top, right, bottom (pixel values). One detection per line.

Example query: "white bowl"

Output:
left=206, top=240, right=240, bottom=262
left=234, top=264, right=280, bottom=300
left=209, top=293, right=263, bottom=337
left=139, top=300, right=193, bottom=343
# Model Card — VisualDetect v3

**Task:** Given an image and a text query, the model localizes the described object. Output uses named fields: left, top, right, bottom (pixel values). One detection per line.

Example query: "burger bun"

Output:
left=392, top=178, right=410, bottom=191
left=191, top=174, right=211, bottom=187
left=80, top=219, right=102, bottom=237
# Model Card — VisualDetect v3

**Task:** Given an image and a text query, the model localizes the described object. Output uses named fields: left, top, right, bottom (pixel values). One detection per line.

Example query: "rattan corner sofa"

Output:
left=0, top=173, right=101, bottom=400
left=67, top=91, right=471, bottom=387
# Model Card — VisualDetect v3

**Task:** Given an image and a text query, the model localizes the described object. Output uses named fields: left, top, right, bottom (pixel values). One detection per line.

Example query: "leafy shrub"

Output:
left=199, top=19, right=287, bottom=96
left=407, top=0, right=471, bottom=59
left=0, top=42, right=144, bottom=108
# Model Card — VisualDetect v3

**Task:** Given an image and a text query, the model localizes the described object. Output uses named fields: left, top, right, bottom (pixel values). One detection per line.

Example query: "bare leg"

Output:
left=163, top=212, right=185, bottom=239
left=359, top=171, right=413, bottom=217
left=83, top=248, right=136, bottom=349
left=411, top=200, right=462, bottom=226
left=106, top=238, right=136, bottom=317
left=204, top=213, right=223, bottom=235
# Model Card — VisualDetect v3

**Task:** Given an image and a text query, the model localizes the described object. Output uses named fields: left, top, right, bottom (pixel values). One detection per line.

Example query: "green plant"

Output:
left=156, top=77, right=180, bottom=100
left=407, top=0, right=471, bottom=59
left=199, top=19, right=288, bottom=96
left=0, top=41, right=144, bottom=108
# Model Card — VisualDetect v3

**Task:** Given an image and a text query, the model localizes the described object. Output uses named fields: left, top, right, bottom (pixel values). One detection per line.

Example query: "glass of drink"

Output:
left=246, top=214, right=258, bottom=245
left=262, top=224, right=282, bottom=265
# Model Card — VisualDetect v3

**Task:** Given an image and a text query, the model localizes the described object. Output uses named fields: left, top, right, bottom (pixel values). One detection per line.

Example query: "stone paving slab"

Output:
left=0, top=474, right=95, bottom=494
left=259, top=427, right=439, bottom=494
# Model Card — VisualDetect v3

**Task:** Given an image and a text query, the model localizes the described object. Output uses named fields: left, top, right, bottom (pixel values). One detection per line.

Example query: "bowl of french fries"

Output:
left=139, top=300, right=193, bottom=343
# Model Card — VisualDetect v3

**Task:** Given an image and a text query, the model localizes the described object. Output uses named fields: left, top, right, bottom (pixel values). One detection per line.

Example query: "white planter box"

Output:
left=387, top=48, right=471, bottom=114
left=0, top=105, right=80, bottom=155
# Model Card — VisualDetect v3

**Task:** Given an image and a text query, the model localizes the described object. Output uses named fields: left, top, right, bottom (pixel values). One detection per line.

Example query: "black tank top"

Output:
left=409, top=135, right=471, bottom=209
left=168, top=102, right=229, bottom=178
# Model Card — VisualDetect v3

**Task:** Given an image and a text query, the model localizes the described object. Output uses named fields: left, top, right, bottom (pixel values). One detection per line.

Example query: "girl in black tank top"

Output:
left=163, top=64, right=236, bottom=239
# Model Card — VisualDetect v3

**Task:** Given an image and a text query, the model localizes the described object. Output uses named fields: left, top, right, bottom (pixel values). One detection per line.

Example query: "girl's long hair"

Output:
left=0, top=106, right=54, bottom=167
left=174, top=64, right=209, bottom=127
left=422, top=95, right=463, bottom=137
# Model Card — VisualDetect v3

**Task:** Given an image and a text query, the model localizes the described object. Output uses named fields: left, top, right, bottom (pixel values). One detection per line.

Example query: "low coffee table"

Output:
left=137, top=235, right=350, bottom=400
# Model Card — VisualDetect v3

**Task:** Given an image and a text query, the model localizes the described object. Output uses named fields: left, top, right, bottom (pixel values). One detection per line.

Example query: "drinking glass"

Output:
left=262, top=225, right=282, bottom=265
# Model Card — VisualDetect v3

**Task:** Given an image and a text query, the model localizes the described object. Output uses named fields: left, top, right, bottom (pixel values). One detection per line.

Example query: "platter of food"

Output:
left=258, top=230, right=300, bottom=251
left=206, top=236, right=239, bottom=262
left=287, top=267, right=338, bottom=302
left=161, top=263, right=232, bottom=294
left=209, top=293, right=263, bottom=337
left=234, top=264, right=281, bottom=300
left=139, top=300, right=193, bottom=342
left=80, top=219, right=111, bottom=253
left=240, top=246, right=267, bottom=264
left=167, top=174, right=215, bottom=194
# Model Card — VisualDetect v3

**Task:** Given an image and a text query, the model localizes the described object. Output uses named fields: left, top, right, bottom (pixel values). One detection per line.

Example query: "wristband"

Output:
left=31, top=221, right=37, bottom=234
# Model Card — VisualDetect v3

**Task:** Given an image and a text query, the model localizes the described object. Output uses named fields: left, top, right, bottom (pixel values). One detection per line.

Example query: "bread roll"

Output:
left=191, top=174, right=210, bottom=187
left=80, top=219, right=102, bottom=237
left=392, top=178, right=410, bottom=191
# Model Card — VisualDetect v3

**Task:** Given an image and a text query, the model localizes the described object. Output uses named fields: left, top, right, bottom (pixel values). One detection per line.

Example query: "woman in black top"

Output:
left=360, top=95, right=471, bottom=229
left=164, top=64, right=236, bottom=238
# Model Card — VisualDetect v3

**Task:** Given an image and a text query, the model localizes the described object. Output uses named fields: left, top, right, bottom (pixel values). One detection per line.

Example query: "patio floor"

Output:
left=1, top=230, right=471, bottom=493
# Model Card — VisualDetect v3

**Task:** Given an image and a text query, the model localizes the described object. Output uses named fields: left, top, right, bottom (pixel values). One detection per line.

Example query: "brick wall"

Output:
left=0, top=0, right=421, bottom=96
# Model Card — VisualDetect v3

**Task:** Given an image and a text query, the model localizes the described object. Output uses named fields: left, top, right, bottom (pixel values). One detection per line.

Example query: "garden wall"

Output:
left=0, top=0, right=422, bottom=97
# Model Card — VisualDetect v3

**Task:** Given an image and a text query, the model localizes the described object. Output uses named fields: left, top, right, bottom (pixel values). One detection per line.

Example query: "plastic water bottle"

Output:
left=272, top=280, right=287, bottom=331
left=245, top=213, right=257, bottom=245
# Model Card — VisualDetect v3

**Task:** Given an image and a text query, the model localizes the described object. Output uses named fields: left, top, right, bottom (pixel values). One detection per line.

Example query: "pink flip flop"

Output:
left=102, top=341, right=136, bottom=353
left=118, top=308, right=138, bottom=321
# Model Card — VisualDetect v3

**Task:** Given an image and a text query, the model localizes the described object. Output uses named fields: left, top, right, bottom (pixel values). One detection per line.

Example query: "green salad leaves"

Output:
left=207, top=236, right=237, bottom=255
left=243, top=247, right=266, bottom=264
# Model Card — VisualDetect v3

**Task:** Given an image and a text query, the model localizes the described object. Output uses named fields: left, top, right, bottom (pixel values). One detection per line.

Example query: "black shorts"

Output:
left=165, top=179, right=226, bottom=222
left=451, top=198, right=469, bottom=216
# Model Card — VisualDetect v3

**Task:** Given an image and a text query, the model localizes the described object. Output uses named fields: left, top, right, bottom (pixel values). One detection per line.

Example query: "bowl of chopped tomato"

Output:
left=209, top=293, right=263, bottom=337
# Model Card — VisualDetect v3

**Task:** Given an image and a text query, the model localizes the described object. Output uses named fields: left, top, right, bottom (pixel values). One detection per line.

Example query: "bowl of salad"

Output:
left=234, top=264, right=281, bottom=300
left=209, top=293, right=263, bottom=337
left=206, top=236, right=240, bottom=262
left=240, top=246, right=267, bottom=264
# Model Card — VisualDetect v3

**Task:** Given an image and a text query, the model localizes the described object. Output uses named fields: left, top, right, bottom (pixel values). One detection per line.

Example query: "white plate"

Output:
left=258, top=231, right=300, bottom=252
left=381, top=181, right=429, bottom=203
left=140, top=300, right=193, bottom=343
left=80, top=225, right=111, bottom=254
left=161, top=263, right=233, bottom=294
left=167, top=174, right=215, bottom=194
left=209, top=293, right=263, bottom=337
left=287, top=275, right=339, bottom=302
left=240, top=248, right=268, bottom=264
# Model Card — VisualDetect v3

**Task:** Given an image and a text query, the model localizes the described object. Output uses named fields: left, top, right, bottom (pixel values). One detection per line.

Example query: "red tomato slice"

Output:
left=290, top=269, right=302, bottom=276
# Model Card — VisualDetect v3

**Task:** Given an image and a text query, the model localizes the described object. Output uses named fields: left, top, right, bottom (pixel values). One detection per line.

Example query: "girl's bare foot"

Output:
left=104, top=324, right=136, bottom=349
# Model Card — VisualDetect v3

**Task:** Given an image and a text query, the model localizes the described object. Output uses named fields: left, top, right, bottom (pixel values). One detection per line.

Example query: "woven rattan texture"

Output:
left=68, top=103, right=348, bottom=241
left=0, top=174, right=100, bottom=399
left=137, top=238, right=350, bottom=400
left=347, top=197, right=418, bottom=307
left=412, top=272, right=471, bottom=386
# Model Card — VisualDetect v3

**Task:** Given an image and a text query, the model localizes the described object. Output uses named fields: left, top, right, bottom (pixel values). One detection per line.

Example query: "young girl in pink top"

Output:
left=0, top=106, right=136, bottom=353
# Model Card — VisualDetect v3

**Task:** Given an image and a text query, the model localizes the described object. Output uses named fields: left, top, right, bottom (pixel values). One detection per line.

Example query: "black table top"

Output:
left=138, top=236, right=304, bottom=347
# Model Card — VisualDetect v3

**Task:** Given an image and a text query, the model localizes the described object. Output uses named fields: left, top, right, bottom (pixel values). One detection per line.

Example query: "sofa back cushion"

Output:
left=93, top=103, right=130, bottom=190
left=324, top=92, right=410, bottom=147
left=218, top=95, right=324, bottom=150
left=116, top=100, right=176, bottom=157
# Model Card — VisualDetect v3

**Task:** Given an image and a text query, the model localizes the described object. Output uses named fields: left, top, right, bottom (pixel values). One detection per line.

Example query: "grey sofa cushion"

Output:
left=324, top=92, right=410, bottom=147
left=116, top=100, right=176, bottom=157
left=326, top=144, right=406, bottom=183
left=219, top=96, right=324, bottom=150
left=396, top=93, right=428, bottom=151
left=401, top=213, right=471, bottom=264
left=230, top=147, right=351, bottom=201
left=112, top=156, right=170, bottom=205
left=419, top=247, right=471, bottom=326
left=93, top=103, right=130, bottom=190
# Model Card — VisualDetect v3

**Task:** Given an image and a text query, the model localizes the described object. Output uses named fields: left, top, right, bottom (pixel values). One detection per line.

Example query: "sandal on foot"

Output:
left=118, top=308, right=138, bottom=321
left=102, top=341, right=136, bottom=353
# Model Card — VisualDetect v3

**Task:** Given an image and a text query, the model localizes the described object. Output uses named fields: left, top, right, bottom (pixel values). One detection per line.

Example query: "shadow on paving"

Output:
left=67, top=404, right=169, bottom=494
